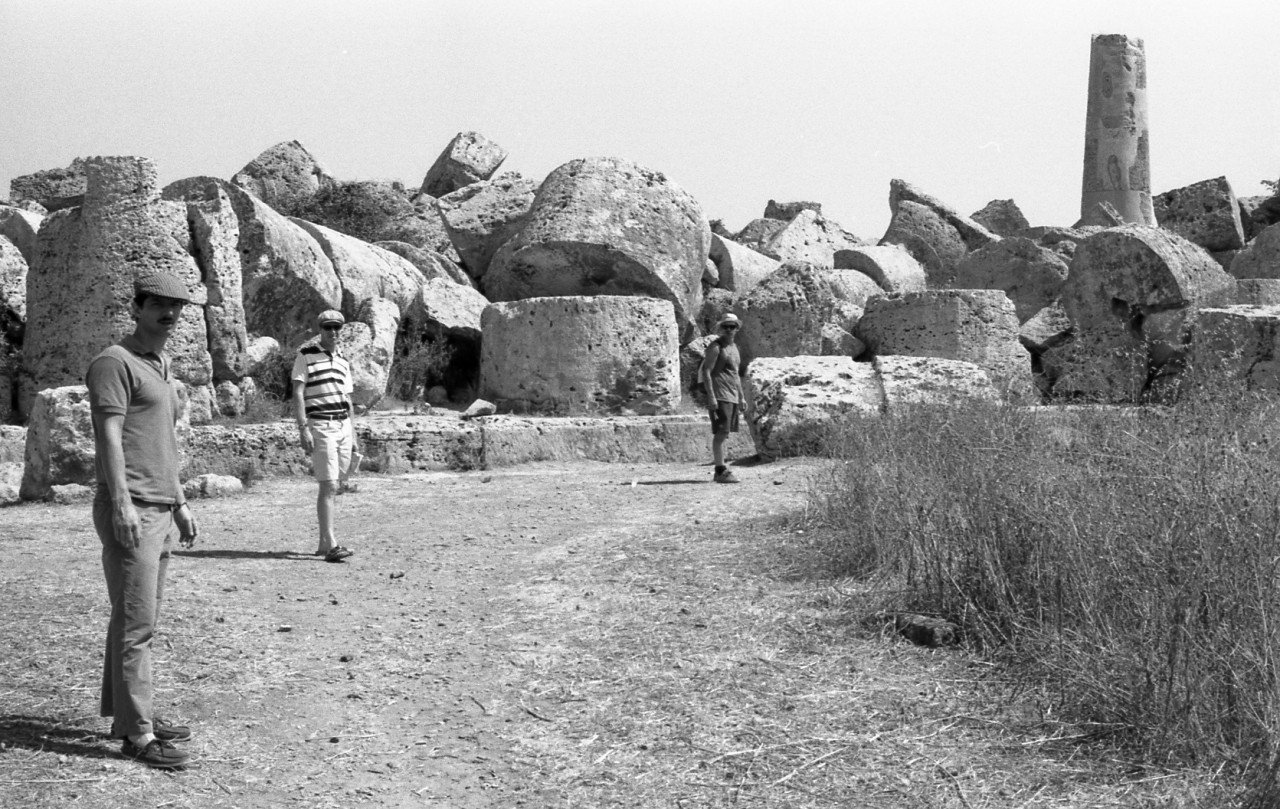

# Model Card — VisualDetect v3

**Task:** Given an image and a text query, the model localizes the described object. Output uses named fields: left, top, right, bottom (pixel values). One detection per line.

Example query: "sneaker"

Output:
left=713, top=469, right=740, bottom=483
left=324, top=546, right=354, bottom=563
left=153, top=718, right=192, bottom=743
left=121, top=738, right=190, bottom=770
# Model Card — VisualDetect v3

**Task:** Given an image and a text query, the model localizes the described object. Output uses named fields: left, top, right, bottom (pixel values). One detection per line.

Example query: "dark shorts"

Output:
left=709, top=400, right=740, bottom=435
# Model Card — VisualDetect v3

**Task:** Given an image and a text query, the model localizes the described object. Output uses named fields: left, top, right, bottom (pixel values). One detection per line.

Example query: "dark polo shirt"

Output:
left=85, top=336, right=183, bottom=505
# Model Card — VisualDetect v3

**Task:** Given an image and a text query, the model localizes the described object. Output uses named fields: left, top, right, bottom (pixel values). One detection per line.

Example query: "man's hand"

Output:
left=175, top=502, right=199, bottom=548
left=299, top=425, right=314, bottom=453
left=112, top=501, right=142, bottom=549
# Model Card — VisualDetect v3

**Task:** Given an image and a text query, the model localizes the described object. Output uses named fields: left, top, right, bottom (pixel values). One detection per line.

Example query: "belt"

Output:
left=308, top=413, right=348, bottom=421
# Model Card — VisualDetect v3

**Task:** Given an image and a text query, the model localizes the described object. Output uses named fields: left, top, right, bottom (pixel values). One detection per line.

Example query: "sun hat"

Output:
left=317, top=309, right=346, bottom=327
left=133, top=272, right=192, bottom=302
left=716, top=313, right=741, bottom=329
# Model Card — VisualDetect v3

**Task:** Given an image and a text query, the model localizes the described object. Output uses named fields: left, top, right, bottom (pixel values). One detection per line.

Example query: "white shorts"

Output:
left=308, top=418, right=353, bottom=483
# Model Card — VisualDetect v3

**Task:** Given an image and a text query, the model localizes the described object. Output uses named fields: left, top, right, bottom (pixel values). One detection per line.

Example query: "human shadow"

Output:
left=172, top=549, right=311, bottom=560
left=631, top=480, right=707, bottom=486
left=0, top=715, right=115, bottom=760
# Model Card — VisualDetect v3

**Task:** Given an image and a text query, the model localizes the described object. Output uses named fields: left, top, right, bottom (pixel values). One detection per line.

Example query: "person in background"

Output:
left=699, top=313, right=744, bottom=483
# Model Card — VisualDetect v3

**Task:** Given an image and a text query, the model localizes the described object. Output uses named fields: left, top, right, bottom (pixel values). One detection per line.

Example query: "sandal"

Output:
left=324, top=546, right=354, bottom=563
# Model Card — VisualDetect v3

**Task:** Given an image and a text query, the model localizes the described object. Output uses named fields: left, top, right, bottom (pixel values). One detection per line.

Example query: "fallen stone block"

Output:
left=231, top=140, right=335, bottom=210
left=20, top=385, right=95, bottom=501
left=182, top=473, right=245, bottom=499
left=1153, top=176, right=1245, bottom=252
left=708, top=232, right=779, bottom=295
left=764, top=200, right=822, bottom=220
left=833, top=244, right=927, bottom=294
left=420, top=132, right=508, bottom=198
left=1231, top=222, right=1280, bottom=280
left=1191, top=305, right=1280, bottom=391
left=760, top=209, right=864, bottom=265
left=970, top=199, right=1029, bottom=237
left=434, top=171, right=537, bottom=282
left=952, top=237, right=1069, bottom=322
left=0, top=204, right=43, bottom=263
left=874, top=355, right=998, bottom=410
left=9, top=158, right=87, bottom=212
left=733, top=260, right=838, bottom=364
left=745, top=356, right=883, bottom=460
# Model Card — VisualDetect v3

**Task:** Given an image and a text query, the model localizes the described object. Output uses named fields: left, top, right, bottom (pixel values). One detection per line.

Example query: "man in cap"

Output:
left=699, top=313, right=745, bottom=483
left=291, top=309, right=359, bottom=562
left=86, top=271, right=200, bottom=770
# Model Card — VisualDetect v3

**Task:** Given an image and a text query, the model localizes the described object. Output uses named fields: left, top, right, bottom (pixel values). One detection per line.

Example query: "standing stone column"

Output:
left=1080, top=34, right=1155, bottom=226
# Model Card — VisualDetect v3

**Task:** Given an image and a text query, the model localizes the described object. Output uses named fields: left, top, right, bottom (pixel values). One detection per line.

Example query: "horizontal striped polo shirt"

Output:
left=291, top=345, right=353, bottom=419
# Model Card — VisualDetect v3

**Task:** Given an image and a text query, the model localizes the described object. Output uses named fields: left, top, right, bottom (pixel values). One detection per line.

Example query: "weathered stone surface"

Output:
left=1191, top=306, right=1280, bottom=391
left=0, top=424, right=23, bottom=463
left=1080, top=34, right=1155, bottom=226
left=764, top=200, right=822, bottom=221
left=480, top=296, right=680, bottom=415
left=697, top=287, right=735, bottom=334
left=338, top=297, right=400, bottom=407
left=1153, top=176, right=1245, bottom=252
left=732, top=260, right=837, bottom=365
left=1056, top=225, right=1234, bottom=401
left=9, top=159, right=87, bottom=212
left=1231, top=279, right=1280, bottom=305
left=1014, top=225, right=1099, bottom=261
left=889, top=180, right=1000, bottom=253
left=1231, top=223, right=1280, bottom=280
left=734, top=218, right=787, bottom=253
left=481, top=414, right=754, bottom=466
left=0, top=236, right=27, bottom=323
left=833, top=244, right=928, bottom=293
left=970, top=199, right=1030, bottom=237
left=881, top=200, right=968, bottom=287
left=184, top=182, right=250, bottom=381
left=182, top=473, right=244, bottom=499
left=1240, top=194, right=1280, bottom=242
left=952, top=237, right=1070, bottom=322
left=708, top=233, right=779, bottom=295
left=377, top=207, right=460, bottom=261
left=760, top=209, right=864, bottom=265
left=434, top=172, right=537, bottom=281
left=745, top=356, right=883, bottom=460
left=461, top=399, right=497, bottom=420
left=0, top=461, right=21, bottom=505
left=375, top=241, right=473, bottom=287
left=703, top=258, right=719, bottom=286
left=1019, top=302, right=1073, bottom=354
left=485, top=157, right=709, bottom=339
left=214, top=380, right=245, bottom=417
left=20, top=385, right=95, bottom=500
left=20, top=157, right=212, bottom=417
left=420, top=132, right=508, bottom=198
left=401, top=276, right=488, bottom=342
left=825, top=269, right=884, bottom=308
left=874, top=355, right=998, bottom=410
left=0, top=205, right=43, bottom=263
left=230, top=140, right=334, bottom=210
left=290, top=218, right=425, bottom=316
left=164, top=176, right=342, bottom=347
left=0, top=339, right=16, bottom=423
left=857, top=289, right=1031, bottom=399
left=820, top=323, right=865, bottom=358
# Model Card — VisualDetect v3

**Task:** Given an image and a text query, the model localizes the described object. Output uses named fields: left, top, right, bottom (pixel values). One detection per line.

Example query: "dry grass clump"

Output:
left=807, top=378, right=1280, bottom=797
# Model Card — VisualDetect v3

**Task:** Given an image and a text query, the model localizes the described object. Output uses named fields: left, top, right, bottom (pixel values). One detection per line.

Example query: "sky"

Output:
left=1, top=0, right=1276, bottom=240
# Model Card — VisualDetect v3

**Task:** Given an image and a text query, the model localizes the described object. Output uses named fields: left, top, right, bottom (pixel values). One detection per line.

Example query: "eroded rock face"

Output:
left=402, top=276, right=488, bottom=342
left=479, top=296, right=679, bottom=415
left=1231, top=279, right=1280, bottom=306
left=857, top=289, right=1031, bottom=400
left=20, top=385, right=95, bottom=500
left=764, top=200, right=822, bottom=220
left=833, top=244, right=928, bottom=293
left=0, top=205, right=43, bottom=263
left=952, top=237, right=1070, bottom=323
left=183, top=182, right=250, bottom=381
left=733, top=218, right=786, bottom=253
left=231, top=140, right=335, bottom=210
left=874, top=355, right=998, bottom=410
left=9, top=159, right=87, bottom=212
left=971, top=199, right=1030, bottom=237
left=1231, top=223, right=1280, bottom=280
left=290, top=219, right=425, bottom=316
left=825, top=269, right=884, bottom=308
left=1153, top=176, right=1245, bottom=253
left=745, top=355, right=883, bottom=460
left=334, top=297, right=400, bottom=407
left=1191, top=305, right=1280, bottom=391
left=881, top=180, right=1000, bottom=287
left=0, top=236, right=27, bottom=324
left=485, top=157, right=709, bottom=340
left=419, top=132, right=508, bottom=198
left=708, top=233, right=779, bottom=295
left=21, top=156, right=211, bottom=418
left=375, top=241, right=473, bottom=287
left=434, top=172, right=537, bottom=282
left=759, top=210, right=864, bottom=265
left=732, top=260, right=837, bottom=365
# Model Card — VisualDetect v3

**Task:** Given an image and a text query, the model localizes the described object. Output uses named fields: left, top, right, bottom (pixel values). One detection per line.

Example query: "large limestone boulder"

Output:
left=485, top=157, right=709, bottom=340
left=402, top=276, right=488, bottom=342
left=0, top=236, right=27, bottom=324
left=230, top=140, right=335, bottom=210
left=874, top=355, right=998, bottom=411
left=419, top=132, right=508, bottom=198
left=764, top=200, right=822, bottom=220
left=0, top=336, right=16, bottom=423
left=734, top=218, right=786, bottom=253
left=708, top=233, right=779, bottom=295
left=0, top=205, right=43, bottom=263
left=479, top=296, right=679, bottom=415
left=163, top=176, right=342, bottom=347
left=1153, top=176, right=1245, bottom=253
left=21, top=157, right=212, bottom=418
left=20, top=385, right=95, bottom=500
left=9, top=158, right=87, bottom=212
left=825, top=269, right=884, bottom=307
left=183, top=182, right=250, bottom=382
left=745, top=356, right=883, bottom=460
left=396, top=277, right=489, bottom=400
left=1191, top=305, right=1280, bottom=391
left=375, top=241, right=473, bottom=287
left=833, top=244, right=927, bottom=293
left=290, top=219, right=425, bottom=316
left=951, top=237, right=1069, bottom=322
left=335, top=297, right=400, bottom=407
left=880, top=180, right=1000, bottom=287
left=970, top=199, right=1030, bottom=237
left=732, top=260, right=838, bottom=365
left=434, top=171, right=537, bottom=282
left=1055, top=225, right=1235, bottom=401
left=857, top=289, right=1031, bottom=399
left=1231, top=223, right=1280, bottom=279
left=759, top=210, right=864, bottom=265
left=1231, top=279, right=1280, bottom=306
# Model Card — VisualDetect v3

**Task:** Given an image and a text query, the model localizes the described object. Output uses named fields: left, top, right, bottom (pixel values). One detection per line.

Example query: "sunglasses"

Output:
left=322, top=324, right=343, bottom=332
left=720, top=324, right=739, bottom=331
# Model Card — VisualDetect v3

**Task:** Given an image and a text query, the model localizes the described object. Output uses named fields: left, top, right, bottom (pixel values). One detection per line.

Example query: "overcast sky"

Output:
left=2, top=0, right=1276, bottom=239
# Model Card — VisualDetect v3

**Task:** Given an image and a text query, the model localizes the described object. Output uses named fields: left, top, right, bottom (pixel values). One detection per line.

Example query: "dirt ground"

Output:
left=0, top=459, right=1233, bottom=808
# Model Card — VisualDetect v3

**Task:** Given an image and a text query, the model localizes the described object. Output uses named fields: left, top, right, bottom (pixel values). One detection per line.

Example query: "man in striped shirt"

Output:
left=292, top=309, right=359, bottom=562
